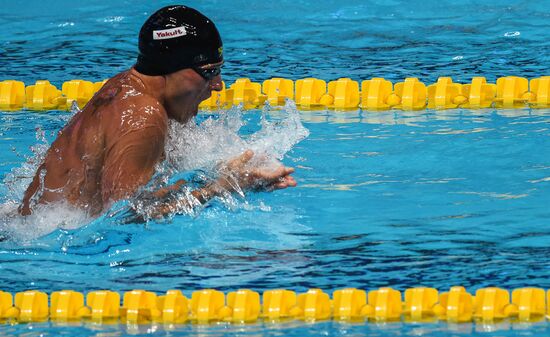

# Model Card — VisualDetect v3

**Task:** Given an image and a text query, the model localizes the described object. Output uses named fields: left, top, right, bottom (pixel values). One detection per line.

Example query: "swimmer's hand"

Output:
left=211, top=150, right=297, bottom=196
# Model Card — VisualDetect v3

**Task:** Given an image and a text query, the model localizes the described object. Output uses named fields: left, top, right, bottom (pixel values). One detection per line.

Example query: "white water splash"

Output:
left=0, top=108, right=82, bottom=242
left=0, top=201, right=90, bottom=243
left=131, top=100, right=309, bottom=220
left=3, top=127, right=49, bottom=201
left=0, top=100, right=309, bottom=238
left=166, top=100, right=309, bottom=172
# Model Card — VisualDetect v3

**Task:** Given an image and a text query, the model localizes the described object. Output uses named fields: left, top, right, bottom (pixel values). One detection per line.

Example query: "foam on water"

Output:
left=165, top=100, right=309, bottom=172
left=2, top=127, right=49, bottom=202
left=0, top=100, right=309, bottom=240
left=0, top=201, right=90, bottom=243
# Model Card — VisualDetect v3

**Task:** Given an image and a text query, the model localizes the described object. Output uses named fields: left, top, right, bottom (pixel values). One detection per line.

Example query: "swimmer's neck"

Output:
left=129, top=67, right=166, bottom=103
left=129, top=67, right=199, bottom=124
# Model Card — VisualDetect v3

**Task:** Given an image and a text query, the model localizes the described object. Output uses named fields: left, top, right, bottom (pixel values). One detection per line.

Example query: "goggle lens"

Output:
left=195, top=66, right=221, bottom=80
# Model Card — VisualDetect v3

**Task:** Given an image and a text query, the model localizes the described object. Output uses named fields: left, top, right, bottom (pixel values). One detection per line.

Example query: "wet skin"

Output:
left=19, top=66, right=297, bottom=217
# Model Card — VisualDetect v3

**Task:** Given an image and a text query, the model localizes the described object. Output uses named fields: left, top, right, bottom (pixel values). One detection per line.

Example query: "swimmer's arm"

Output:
left=147, top=169, right=295, bottom=218
left=190, top=150, right=297, bottom=203
left=142, top=151, right=297, bottom=218
left=144, top=182, right=221, bottom=217
left=150, top=179, right=187, bottom=199
left=18, top=163, right=46, bottom=215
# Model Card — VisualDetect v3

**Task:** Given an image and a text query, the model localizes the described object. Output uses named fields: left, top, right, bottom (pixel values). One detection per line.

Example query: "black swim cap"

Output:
left=135, top=5, right=223, bottom=76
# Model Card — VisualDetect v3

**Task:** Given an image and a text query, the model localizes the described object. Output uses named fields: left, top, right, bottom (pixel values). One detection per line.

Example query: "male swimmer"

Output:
left=19, top=5, right=296, bottom=217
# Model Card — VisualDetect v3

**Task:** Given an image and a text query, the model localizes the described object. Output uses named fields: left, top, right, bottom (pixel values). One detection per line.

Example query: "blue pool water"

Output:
left=1, top=0, right=550, bottom=336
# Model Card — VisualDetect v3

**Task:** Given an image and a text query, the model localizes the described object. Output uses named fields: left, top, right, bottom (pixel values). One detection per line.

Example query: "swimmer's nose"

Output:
left=210, top=74, right=223, bottom=92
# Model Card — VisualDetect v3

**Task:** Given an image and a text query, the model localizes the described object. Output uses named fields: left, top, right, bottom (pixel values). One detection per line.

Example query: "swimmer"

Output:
left=19, top=5, right=296, bottom=217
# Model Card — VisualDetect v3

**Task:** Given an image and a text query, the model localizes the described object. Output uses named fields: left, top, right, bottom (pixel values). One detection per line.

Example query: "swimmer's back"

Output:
left=20, top=70, right=168, bottom=216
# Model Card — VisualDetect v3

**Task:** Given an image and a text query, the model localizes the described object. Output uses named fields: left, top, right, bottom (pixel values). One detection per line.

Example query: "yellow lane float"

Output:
left=1, top=76, right=549, bottom=112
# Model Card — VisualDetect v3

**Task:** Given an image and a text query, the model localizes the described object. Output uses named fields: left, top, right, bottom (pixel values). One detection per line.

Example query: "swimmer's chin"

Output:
left=171, top=107, right=199, bottom=124
left=168, top=105, right=199, bottom=124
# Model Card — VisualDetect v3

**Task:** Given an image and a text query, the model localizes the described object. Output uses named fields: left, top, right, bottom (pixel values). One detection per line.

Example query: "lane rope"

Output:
left=0, top=286, right=548, bottom=324
left=1, top=76, right=549, bottom=112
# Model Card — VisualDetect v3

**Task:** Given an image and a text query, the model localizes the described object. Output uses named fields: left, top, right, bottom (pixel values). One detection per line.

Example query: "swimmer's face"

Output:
left=164, top=64, right=223, bottom=123
left=193, top=62, right=223, bottom=106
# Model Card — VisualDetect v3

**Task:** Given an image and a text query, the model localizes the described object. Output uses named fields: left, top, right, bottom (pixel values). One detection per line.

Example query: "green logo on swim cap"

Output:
left=218, top=46, right=223, bottom=57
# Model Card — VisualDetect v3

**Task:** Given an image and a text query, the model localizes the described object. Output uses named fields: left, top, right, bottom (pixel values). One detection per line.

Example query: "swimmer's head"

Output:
left=135, top=5, right=223, bottom=76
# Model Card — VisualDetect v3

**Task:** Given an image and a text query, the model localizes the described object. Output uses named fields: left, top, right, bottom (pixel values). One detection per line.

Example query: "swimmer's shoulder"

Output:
left=96, top=70, right=167, bottom=117
left=122, top=70, right=166, bottom=112
left=101, top=73, right=167, bottom=137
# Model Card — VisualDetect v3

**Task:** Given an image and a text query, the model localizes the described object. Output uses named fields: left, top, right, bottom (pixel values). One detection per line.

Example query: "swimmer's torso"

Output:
left=20, top=70, right=168, bottom=216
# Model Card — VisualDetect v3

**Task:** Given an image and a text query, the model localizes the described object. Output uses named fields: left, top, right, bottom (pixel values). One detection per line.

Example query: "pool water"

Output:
left=1, top=0, right=550, bottom=336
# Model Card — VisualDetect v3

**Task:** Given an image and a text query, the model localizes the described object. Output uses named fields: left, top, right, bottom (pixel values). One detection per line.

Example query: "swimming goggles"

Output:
left=194, top=63, right=222, bottom=80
